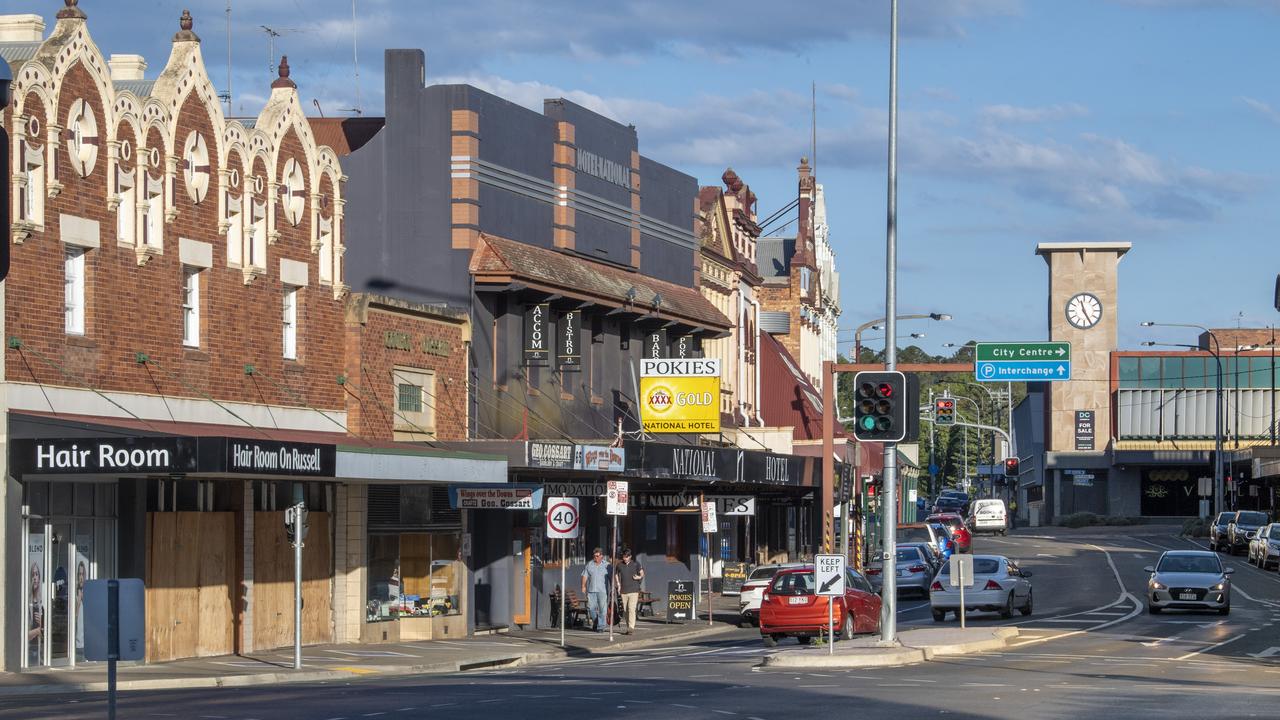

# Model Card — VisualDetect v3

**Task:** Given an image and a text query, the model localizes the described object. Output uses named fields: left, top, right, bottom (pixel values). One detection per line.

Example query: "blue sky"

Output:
left=10, top=0, right=1278, bottom=351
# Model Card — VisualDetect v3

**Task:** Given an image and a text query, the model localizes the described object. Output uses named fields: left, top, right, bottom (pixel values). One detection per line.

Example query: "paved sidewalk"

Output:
left=760, top=627, right=1018, bottom=669
left=0, top=596, right=743, bottom=698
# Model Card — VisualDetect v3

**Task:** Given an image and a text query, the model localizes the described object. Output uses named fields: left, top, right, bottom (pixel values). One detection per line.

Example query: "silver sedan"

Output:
left=1145, top=550, right=1232, bottom=615
left=929, top=555, right=1033, bottom=621
left=868, top=545, right=937, bottom=597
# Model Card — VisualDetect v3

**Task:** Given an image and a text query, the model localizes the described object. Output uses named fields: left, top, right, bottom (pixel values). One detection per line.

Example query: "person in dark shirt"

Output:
left=615, top=547, right=644, bottom=635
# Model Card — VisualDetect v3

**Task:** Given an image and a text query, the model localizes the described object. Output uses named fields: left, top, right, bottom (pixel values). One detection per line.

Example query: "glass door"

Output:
left=25, top=519, right=46, bottom=668
left=49, top=521, right=72, bottom=666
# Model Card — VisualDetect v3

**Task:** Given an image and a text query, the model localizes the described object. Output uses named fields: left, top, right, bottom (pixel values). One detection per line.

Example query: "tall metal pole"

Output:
left=1214, top=350, right=1223, bottom=515
left=293, top=504, right=302, bottom=670
left=880, top=0, right=900, bottom=646
left=1270, top=326, right=1276, bottom=446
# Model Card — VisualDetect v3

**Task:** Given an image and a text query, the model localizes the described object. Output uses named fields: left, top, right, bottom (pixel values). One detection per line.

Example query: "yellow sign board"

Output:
left=639, top=358, right=721, bottom=433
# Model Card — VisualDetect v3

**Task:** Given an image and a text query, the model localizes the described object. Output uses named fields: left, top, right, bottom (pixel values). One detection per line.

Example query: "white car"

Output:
left=1249, top=523, right=1280, bottom=570
left=969, top=499, right=1008, bottom=535
left=930, top=555, right=1033, bottom=621
left=737, top=562, right=804, bottom=626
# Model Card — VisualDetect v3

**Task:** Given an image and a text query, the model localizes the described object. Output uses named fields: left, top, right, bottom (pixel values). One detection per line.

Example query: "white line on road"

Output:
left=1176, top=634, right=1248, bottom=660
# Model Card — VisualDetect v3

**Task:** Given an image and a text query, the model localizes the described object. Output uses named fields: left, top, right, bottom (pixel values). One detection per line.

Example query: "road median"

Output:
left=760, top=627, right=1018, bottom=669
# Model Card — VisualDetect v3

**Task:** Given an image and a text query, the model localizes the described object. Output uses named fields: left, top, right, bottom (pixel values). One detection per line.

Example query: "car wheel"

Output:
left=1147, top=603, right=1161, bottom=614
left=1020, top=590, right=1033, bottom=616
left=1219, top=604, right=1230, bottom=616
left=1000, top=592, right=1015, bottom=619
left=840, top=611, right=855, bottom=640
left=797, top=636, right=813, bottom=645
left=762, top=633, right=778, bottom=648
left=932, top=608, right=947, bottom=622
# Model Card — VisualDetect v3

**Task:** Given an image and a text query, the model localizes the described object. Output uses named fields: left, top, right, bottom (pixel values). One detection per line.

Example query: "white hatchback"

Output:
left=737, top=562, right=805, bottom=626
left=970, top=499, right=1008, bottom=535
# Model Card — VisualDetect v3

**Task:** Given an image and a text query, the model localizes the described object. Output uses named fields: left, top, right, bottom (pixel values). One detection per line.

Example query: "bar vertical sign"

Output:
left=558, top=310, right=581, bottom=369
left=523, top=303, right=550, bottom=366
left=645, top=330, right=667, bottom=360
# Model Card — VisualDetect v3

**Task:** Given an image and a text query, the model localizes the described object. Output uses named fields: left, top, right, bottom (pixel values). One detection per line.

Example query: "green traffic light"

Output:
left=859, top=416, right=877, bottom=431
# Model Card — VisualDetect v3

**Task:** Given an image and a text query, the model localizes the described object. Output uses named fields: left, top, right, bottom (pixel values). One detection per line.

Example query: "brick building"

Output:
left=0, top=2, right=503, bottom=671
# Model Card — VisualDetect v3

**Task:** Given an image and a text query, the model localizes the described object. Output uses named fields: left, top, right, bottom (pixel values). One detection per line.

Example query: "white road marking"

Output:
left=1176, top=633, right=1247, bottom=660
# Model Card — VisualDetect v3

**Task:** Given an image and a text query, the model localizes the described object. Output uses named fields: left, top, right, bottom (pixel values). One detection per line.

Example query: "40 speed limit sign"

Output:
left=545, top=497, right=580, bottom=539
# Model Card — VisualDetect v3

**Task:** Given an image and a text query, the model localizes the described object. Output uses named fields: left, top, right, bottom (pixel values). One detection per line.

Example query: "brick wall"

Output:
left=4, top=58, right=345, bottom=414
left=344, top=295, right=470, bottom=441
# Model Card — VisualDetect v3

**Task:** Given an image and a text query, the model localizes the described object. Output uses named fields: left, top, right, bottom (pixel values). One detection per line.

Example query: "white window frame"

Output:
left=282, top=286, right=298, bottom=360
left=392, top=367, right=437, bottom=439
left=182, top=266, right=200, bottom=348
left=64, top=247, right=86, bottom=335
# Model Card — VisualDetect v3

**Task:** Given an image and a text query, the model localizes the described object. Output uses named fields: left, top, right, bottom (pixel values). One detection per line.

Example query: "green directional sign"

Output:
left=974, top=342, right=1072, bottom=382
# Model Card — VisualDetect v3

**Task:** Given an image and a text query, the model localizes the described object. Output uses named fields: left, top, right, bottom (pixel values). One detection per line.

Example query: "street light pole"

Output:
left=1142, top=336, right=1223, bottom=517
left=849, top=315, right=950, bottom=362
left=880, top=0, right=900, bottom=647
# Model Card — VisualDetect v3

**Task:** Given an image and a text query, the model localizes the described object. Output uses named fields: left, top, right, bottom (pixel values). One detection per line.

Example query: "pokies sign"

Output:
left=638, top=358, right=721, bottom=433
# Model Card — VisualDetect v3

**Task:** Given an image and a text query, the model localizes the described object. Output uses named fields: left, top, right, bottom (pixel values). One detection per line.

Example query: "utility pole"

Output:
left=879, top=0, right=900, bottom=646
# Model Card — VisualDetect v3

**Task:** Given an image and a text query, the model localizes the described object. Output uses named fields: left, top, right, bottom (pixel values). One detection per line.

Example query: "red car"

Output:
left=927, top=513, right=972, bottom=553
left=758, top=566, right=882, bottom=647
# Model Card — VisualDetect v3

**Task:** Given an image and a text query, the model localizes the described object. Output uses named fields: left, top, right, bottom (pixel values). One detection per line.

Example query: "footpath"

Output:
left=0, top=597, right=741, bottom=698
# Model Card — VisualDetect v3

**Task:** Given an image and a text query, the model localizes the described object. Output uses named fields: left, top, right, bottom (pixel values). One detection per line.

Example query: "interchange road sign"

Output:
left=974, top=342, right=1071, bottom=382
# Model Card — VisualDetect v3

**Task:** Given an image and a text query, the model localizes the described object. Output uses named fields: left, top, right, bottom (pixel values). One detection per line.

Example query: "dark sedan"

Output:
left=1208, top=512, right=1234, bottom=553
left=1227, top=511, right=1269, bottom=555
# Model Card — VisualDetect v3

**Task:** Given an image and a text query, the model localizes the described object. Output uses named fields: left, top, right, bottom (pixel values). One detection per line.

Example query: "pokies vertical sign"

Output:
left=639, top=358, right=721, bottom=433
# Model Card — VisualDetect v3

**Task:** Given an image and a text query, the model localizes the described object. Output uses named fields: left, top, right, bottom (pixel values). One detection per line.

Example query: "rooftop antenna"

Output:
left=261, top=25, right=282, bottom=76
left=218, top=1, right=232, bottom=114
left=811, top=81, right=817, bottom=176
left=350, top=0, right=364, bottom=114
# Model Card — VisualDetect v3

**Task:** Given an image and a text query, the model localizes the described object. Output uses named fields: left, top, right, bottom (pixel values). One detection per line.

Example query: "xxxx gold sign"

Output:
left=639, top=358, right=721, bottom=433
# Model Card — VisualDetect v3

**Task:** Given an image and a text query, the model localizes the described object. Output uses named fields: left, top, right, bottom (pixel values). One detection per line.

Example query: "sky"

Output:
left=7, top=0, right=1278, bottom=352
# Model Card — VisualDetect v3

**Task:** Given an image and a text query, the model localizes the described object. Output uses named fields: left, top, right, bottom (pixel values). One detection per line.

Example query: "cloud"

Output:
left=1241, top=97, right=1280, bottom=125
left=980, top=103, right=1089, bottom=123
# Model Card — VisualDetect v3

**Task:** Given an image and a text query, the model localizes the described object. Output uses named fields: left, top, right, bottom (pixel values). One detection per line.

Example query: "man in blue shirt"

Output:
left=580, top=547, right=611, bottom=632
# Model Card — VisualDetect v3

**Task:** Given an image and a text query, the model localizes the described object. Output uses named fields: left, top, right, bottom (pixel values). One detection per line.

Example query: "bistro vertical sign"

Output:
left=558, top=310, right=581, bottom=369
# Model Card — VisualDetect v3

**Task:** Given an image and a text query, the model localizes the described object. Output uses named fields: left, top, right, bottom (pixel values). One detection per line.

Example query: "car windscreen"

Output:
left=1216, top=513, right=1233, bottom=525
left=1269, top=527, right=1280, bottom=540
left=748, top=567, right=778, bottom=581
left=1157, top=555, right=1222, bottom=574
left=1237, top=512, right=1267, bottom=525
left=770, top=572, right=814, bottom=595
left=938, top=558, right=1001, bottom=576
left=898, top=527, right=933, bottom=543
left=896, top=548, right=921, bottom=563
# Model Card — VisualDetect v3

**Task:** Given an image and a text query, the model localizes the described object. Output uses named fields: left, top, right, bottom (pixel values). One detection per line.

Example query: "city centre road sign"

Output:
left=974, top=342, right=1071, bottom=382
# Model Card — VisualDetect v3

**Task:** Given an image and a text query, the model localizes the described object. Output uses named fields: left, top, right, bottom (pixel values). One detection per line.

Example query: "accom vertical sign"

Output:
left=639, top=358, right=721, bottom=433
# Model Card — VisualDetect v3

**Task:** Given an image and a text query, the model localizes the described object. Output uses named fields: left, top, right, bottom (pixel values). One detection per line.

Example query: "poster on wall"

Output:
left=27, top=532, right=44, bottom=667
left=74, top=539, right=91, bottom=659
left=557, top=311, right=581, bottom=369
left=523, top=303, right=550, bottom=366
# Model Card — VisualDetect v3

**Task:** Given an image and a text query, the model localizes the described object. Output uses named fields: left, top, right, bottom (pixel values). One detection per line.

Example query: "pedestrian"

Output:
left=581, top=547, right=611, bottom=632
left=615, top=547, right=644, bottom=635
left=1008, top=498, right=1018, bottom=530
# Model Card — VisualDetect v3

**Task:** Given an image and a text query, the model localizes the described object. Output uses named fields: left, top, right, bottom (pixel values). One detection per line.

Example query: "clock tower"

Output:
left=1036, top=242, right=1131, bottom=453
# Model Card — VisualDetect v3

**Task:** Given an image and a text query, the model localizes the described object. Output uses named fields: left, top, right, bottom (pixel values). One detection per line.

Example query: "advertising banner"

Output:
left=573, top=445, right=625, bottom=472
left=639, top=358, right=721, bottom=434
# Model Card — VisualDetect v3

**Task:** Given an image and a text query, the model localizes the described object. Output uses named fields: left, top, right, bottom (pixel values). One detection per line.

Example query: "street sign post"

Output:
left=815, top=553, right=846, bottom=654
left=605, top=481, right=628, bottom=641
left=974, top=342, right=1071, bottom=382
left=546, top=497, right=580, bottom=647
left=84, top=578, right=145, bottom=720
left=284, top=502, right=306, bottom=670
left=949, top=554, right=975, bottom=629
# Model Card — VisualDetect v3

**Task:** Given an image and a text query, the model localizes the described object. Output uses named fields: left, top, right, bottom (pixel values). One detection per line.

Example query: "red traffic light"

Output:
left=877, top=382, right=894, bottom=398
left=936, top=399, right=954, bottom=410
left=1003, top=457, right=1020, bottom=477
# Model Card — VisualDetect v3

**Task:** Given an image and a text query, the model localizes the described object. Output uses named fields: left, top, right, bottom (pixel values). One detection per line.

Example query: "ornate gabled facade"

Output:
left=695, top=168, right=764, bottom=427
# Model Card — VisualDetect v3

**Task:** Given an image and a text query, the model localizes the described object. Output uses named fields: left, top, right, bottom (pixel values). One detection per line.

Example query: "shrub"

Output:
left=1101, top=516, right=1139, bottom=526
left=1060, top=512, right=1099, bottom=528
left=1181, top=517, right=1210, bottom=537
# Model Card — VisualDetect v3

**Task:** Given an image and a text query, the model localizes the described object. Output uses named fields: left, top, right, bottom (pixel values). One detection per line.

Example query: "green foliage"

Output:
left=1060, top=512, right=1099, bottom=528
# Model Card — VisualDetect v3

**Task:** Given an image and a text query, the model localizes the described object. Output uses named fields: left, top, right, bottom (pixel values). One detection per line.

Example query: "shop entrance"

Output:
left=22, top=482, right=118, bottom=669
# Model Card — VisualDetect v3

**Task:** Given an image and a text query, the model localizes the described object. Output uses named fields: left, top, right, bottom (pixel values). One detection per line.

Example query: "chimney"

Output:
left=0, top=14, right=46, bottom=42
left=108, top=54, right=147, bottom=82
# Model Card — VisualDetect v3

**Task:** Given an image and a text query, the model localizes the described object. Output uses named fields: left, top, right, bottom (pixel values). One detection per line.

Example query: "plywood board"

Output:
left=197, top=513, right=235, bottom=657
left=302, top=512, right=333, bottom=645
left=170, top=513, right=201, bottom=661
left=253, top=512, right=292, bottom=651
left=145, top=513, right=175, bottom=663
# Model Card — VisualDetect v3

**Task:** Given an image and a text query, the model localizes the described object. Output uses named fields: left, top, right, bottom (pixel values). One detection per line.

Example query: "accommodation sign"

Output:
left=523, top=303, right=550, bottom=366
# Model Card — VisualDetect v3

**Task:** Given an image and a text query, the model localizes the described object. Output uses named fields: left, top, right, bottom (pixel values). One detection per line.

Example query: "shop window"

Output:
left=1183, top=356, right=1207, bottom=389
left=64, top=247, right=86, bottom=335
left=1118, top=357, right=1140, bottom=388
left=392, top=368, right=436, bottom=439
left=182, top=267, right=201, bottom=348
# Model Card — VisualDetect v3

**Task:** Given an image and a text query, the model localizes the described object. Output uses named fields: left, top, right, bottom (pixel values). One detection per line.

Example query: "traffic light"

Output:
left=865, top=476, right=879, bottom=498
left=852, top=371, right=908, bottom=442
left=1004, top=457, right=1020, bottom=478
left=935, top=397, right=956, bottom=426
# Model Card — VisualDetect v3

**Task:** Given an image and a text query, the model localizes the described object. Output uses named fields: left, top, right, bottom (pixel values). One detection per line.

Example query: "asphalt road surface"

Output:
left=6, top=529, right=1279, bottom=720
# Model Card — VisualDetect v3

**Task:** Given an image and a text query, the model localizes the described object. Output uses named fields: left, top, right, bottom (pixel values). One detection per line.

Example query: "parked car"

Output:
left=939, top=489, right=972, bottom=515
left=759, top=566, right=882, bottom=647
left=1247, top=523, right=1280, bottom=570
left=929, top=555, right=1033, bottom=621
left=1208, top=512, right=1235, bottom=553
left=932, top=495, right=967, bottom=516
left=901, top=523, right=953, bottom=561
left=901, top=541, right=943, bottom=573
left=737, top=562, right=804, bottom=626
left=927, top=513, right=972, bottom=553
left=969, top=498, right=1008, bottom=535
left=1227, top=510, right=1269, bottom=555
left=1144, top=550, right=1232, bottom=615
left=868, top=545, right=936, bottom=597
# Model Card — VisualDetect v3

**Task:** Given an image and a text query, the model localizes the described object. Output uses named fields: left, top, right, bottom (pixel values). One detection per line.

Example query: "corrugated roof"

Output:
left=758, top=332, right=841, bottom=442
left=757, top=236, right=795, bottom=278
left=0, top=41, right=41, bottom=65
left=113, top=80, right=154, bottom=98
left=470, top=233, right=732, bottom=330
left=307, top=117, right=384, bottom=156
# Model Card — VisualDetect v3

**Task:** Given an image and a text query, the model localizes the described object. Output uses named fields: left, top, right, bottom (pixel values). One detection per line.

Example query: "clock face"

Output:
left=1066, top=292, right=1103, bottom=329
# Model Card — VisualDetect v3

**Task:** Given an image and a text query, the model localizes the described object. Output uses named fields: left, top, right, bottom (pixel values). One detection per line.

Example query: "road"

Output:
left=5, top=529, right=1279, bottom=720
